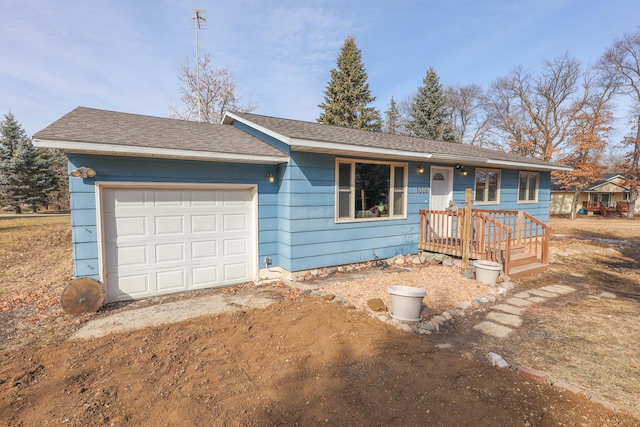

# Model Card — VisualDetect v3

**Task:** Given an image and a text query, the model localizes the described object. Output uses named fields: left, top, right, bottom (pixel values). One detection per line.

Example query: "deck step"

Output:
left=509, top=252, right=538, bottom=268
left=507, top=262, right=549, bottom=279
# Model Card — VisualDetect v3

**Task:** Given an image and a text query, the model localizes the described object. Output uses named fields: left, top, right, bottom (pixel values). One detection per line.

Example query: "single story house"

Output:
left=34, top=107, right=568, bottom=303
left=550, top=173, right=638, bottom=215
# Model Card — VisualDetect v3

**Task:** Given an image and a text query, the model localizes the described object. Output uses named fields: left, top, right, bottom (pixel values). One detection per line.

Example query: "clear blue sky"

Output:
left=1, top=0, right=639, bottom=137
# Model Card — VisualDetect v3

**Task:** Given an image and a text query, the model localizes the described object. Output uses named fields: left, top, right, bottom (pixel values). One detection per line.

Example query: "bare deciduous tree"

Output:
left=553, top=67, right=618, bottom=219
left=170, top=53, right=257, bottom=124
left=486, top=53, right=590, bottom=161
left=600, top=29, right=640, bottom=218
left=444, top=83, right=492, bottom=147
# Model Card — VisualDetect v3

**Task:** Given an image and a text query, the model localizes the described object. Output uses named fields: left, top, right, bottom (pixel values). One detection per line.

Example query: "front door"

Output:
left=429, top=166, right=454, bottom=237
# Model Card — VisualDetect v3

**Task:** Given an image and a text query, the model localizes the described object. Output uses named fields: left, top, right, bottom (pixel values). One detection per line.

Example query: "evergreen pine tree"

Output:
left=318, top=37, right=381, bottom=131
left=0, top=113, right=56, bottom=213
left=0, top=112, right=27, bottom=159
left=383, top=97, right=401, bottom=134
left=407, top=67, right=457, bottom=141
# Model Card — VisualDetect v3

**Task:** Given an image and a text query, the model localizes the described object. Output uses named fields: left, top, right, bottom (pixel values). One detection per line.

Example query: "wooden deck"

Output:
left=582, top=201, right=629, bottom=216
left=419, top=208, right=550, bottom=278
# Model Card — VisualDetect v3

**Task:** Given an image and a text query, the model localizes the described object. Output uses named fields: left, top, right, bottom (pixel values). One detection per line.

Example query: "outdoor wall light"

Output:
left=267, top=173, right=275, bottom=183
left=455, top=164, right=468, bottom=176
left=70, top=167, right=97, bottom=178
left=417, top=165, right=425, bottom=174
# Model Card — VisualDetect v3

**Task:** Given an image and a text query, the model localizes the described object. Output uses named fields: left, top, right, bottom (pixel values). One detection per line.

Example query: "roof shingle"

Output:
left=230, top=112, right=565, bottom=169
left=33, top=107, right=289, bottom=159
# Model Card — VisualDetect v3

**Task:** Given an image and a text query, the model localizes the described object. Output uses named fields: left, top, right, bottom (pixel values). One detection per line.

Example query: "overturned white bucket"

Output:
left=474, top=260, right=503, bottom=284
left=388, top=286, right=426, bottom=322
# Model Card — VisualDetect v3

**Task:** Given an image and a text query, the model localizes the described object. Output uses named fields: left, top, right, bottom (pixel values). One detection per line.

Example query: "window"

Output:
left=592, top=193, right=611, bottom=207
left=336, top=159, right=407, bottom=221
left=474, top=169, right=500, bottom=204
left=518, top=172, right=539, bottom=203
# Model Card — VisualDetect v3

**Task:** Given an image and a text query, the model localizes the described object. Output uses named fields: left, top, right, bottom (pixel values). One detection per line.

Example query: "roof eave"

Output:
left=223, top=112, right=291, bottom=145
left=484, top=159, right=572, bottom=172
left=33, top=138, right=290, bottom=165
left=289, top=138, right=433, bottom=160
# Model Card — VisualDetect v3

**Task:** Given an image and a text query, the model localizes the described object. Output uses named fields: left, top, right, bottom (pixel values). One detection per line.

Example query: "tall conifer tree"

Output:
left=318, top=37, right=381, bottom=130
left=407, top=67, right=457, bottom=141
left=383, top=97, right=401, bottom=134
left=0, top=112, right=56, bottom=213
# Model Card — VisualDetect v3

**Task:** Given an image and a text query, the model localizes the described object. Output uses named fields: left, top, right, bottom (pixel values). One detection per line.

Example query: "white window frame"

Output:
left=474, top=168, right=501, bottom=205
left=335, top=158, right=408, bottom=222
left=518, top=171, right=539, bottom=204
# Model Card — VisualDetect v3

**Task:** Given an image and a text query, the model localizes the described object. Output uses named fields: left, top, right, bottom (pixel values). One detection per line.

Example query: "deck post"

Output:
left=517, top=210, right=524, bottom=245
left=461, top=189, right=472, bottom=269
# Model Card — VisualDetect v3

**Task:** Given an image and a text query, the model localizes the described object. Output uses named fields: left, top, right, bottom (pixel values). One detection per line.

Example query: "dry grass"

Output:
left=550, top=215, right=640, bottom=243
left=0, top=215, right=74, bottom=350
left=503, top=216, right=640, bottom=417
left=507, top=298, right=640, bottom=417
left=0, top=215, right=73, bottom=297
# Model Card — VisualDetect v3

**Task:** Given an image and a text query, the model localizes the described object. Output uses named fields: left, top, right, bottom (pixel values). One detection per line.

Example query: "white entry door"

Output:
left=429, top=167, right=454, bottom=237
left=101, top=186, right=256, bottom=302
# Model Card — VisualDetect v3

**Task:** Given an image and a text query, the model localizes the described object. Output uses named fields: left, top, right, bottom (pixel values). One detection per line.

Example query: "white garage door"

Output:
left=102, top=186, right=255, bottom=302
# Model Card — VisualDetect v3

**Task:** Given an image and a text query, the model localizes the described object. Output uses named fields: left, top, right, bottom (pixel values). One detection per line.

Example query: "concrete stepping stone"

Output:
left=491, top=304, right=525, bottom=315
left=540, top=285, right=576, bottom=294
left=514, top=291, right=530, bottom=298
left=528, top=289, right=558, bottom=298
left=527, top=296, right=547, bottom=304
left=505, top=297, right=534, bottom=307
left=487, top=312, right=523, bottom=327
left=473, top=321, right=513, bottom=338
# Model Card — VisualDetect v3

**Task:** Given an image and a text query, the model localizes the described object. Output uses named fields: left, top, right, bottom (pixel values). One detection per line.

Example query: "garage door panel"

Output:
left=116, top=245, right=148, bottom=266
left=109, top=216, right=148, bottom=241
left=103, top=187, right=254, bottom=302
left=223, top=190, right=251, bottom=205
left=223, top=238, right=247, bottom=256
left=105, top=189, right=147, bottom=212
left=224, top=263, right=249, bottom=282
left=116, top=273, right=150, bottom=297
left=223, top=214, right=248, bottom=231
left=155, top=215, right=184, bottom=235
left=155, top=242, right=185, bottom=263
left=192, top=266, right=218, bottom=288
left=156, top=269, right=187, bottom=291
left=191, top=214, right=217, bottom=233
left=191, top=240, right=217, bottom=259
left=190, top=191, right=218, bottom=206
left=153, top=190, right=184, bottom=207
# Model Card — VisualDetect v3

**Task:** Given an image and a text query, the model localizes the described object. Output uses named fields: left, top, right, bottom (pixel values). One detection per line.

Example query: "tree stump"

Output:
left=60, top=278, right=104, bottom=315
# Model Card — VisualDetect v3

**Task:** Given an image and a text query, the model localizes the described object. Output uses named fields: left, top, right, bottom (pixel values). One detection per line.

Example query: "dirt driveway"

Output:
left=1, top=216, right=639, bottom=425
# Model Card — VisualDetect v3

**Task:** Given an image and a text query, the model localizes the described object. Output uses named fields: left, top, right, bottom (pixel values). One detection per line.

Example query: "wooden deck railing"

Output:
left=475, top=209, right=550, bottom=264
left=419, top=208, right=550, bottom=274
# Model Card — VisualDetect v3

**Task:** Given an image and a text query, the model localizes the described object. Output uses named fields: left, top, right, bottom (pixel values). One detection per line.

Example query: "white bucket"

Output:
left=474, top=260, right=503, bottom=284
left=388, top=286, right=426, bottom=322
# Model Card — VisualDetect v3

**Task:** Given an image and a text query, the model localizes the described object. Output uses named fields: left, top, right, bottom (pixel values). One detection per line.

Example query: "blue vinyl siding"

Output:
left=67, top=154, right=280, bottom=279
left=277, top=152, right=427, bottom=272
left=68, top=152, right=551, bottom=279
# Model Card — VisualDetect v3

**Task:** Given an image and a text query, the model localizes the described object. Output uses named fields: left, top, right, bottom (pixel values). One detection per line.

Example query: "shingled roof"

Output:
left=33, top=107, right=289, bottom=163
left=225, top=112, right=569, bottom=171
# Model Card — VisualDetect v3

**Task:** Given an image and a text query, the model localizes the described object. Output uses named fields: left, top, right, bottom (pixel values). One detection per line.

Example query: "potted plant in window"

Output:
left=377, top=200, right=387, bottom=214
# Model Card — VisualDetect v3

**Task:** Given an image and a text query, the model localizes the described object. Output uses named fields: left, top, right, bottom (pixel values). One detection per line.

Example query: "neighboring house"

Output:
left=34, top=107, right=569, bottom=303
left=550, top=173, right=639, bottom=215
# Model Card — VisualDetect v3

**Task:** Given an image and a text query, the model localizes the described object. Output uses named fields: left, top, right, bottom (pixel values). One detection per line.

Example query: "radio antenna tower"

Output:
left=192, top=9, right=207, bottom=122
